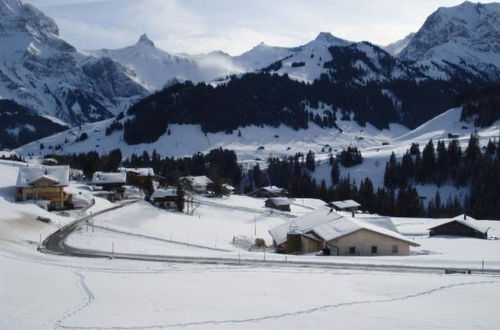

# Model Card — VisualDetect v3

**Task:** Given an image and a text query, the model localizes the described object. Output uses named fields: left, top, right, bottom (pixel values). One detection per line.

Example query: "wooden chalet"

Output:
left=179, top=176, right=213, bottom=193
left=119, top=167, right=154, bottom=186
left=151, top=188, right=177, bottom=209
left=265, top=198, right=291, bottom=212
left=248, top=185, right=288, bottom=198
left=15, top=165, right=72, bottom=210
left=91, top=172, right=126, bottom=201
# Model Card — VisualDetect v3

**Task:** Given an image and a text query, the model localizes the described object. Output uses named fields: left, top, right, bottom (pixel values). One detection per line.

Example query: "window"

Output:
left=392, top=245, right=398, bottom=254
left=371, top=246, right=378, bottom=254
left=349, top=246, right=356, bottom=255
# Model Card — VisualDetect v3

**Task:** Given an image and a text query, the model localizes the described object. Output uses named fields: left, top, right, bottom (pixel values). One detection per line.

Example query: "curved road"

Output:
left=39, top=201, right=500, bottom=275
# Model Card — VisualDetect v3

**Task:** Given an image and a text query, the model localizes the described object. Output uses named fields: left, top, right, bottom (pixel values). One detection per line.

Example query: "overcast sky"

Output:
left=26, top=0, right=467, bottom=55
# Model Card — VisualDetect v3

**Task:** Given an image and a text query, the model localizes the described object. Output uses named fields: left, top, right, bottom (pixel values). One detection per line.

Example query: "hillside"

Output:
left=0, top=99, right=68, bottom=149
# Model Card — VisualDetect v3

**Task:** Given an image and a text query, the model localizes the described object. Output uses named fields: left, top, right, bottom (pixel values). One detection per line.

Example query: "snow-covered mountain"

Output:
left=88, top=34, right=240, bottom=91
left=0, top=0, right=147, bottom=126
left=399, top=1, right=500, bottom=80
left=384, top=33, right=415, bottom=56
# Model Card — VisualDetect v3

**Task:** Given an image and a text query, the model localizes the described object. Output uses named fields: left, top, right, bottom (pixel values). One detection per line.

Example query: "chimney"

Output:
left=464, top=214, right=467, bottom=220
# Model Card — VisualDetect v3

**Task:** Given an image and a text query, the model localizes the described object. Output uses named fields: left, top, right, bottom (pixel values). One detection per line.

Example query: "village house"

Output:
left=329, top=199, right=361, bottom=212
left=151, top=188, right=177, bottom=209
left=179, top=176, right=213, bottom=193
left=15, top=165, right=71, bottom=210
left=119, top=167, right=155, bottom=187
left=269, top=206, right=419, bottom=255
left=265, top=197, right=291, bottom=212
left=429, top=214, right=489, bottom=239
left=247, top=185, right=288, bottom=198
left=222, top=183, right=235, bottom=195
left=91, top=172, right=127, bottom=201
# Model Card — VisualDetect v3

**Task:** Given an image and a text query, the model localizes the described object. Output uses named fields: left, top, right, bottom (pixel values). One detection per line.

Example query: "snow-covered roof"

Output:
left=430, top=215, right=490, bottom=234
left=267, top=197, right=291, bottom=206
left=152, top=188, right=177, bottom=199
left=119, top=167, right=154, bottom=176
left=16, top=165, right=69, bottom=188
left=263, top=186, right=286, bottom=193
left=91, top=172, right=126, bottom=185
left=180, top=176, right=213, bottom=187
left=269, top=206, right=418, bottom=246
left=331, top=200, right=361, bottom=209
left=223, top=183, right=235, bottom=191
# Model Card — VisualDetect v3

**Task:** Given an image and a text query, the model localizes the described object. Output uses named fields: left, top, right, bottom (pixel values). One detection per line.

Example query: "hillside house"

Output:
left=248, top=185, right=288, bottom=198
left=429, top=214, right=489, bottom=239
left=330, top=200, right=361, bottom=212
left=151, top=188, right=177, bottom=209
left=179, top=176, right=213, bottom=193
left=119, top=167, right=154, bottom=187
left=265, top=198, right=291, bottom=212
left=15, top=165, right=71, bottom=210
left=222, top=183, right=235, bottom=195
left=269, top=207, right=419, bottom=255
left=91, top=172, right=126, bottom=201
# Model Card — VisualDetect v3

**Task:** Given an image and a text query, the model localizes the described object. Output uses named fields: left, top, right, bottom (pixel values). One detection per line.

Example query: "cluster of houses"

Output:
left=14, top=162, right=492, bottom=258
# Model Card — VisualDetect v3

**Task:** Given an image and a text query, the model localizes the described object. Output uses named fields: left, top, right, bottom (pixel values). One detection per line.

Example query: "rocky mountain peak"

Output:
left=136, top=33, right=155, bottom=47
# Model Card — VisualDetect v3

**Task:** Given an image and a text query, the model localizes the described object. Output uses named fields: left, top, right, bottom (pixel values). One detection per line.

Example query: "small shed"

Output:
left=429, top=214, right=489, bottom=239
left=330, top=200, right=361, bottom=212
left=265, top=198, right=291, bottom=212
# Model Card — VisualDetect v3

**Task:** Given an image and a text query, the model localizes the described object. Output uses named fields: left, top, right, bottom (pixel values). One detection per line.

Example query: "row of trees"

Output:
left=383, top=134, right=500, bottom=219
left=122, top=148, right=241, bottom=188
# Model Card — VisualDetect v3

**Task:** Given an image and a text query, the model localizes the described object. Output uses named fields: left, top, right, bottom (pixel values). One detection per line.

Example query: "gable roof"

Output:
left=152, top=188, right=177, bottom=199
left=331, top=200, right=361, bottom=209
left=180, top=176, right=213, bottom=187
left=91, top=172, right=127, bottom=185
left=119, top=167, right=154, bottom=176
left=269, top=206, right=418, bottom=247
left=429, top=216, right=490, bottom=234
left=16, top=165, right=69, bottom=188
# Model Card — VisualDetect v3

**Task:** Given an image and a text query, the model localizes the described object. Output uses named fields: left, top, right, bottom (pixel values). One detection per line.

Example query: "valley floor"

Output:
left=1, top=160, right=500, bottom=329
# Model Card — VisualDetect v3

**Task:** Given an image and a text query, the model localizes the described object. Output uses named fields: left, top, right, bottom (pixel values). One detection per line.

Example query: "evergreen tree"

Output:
left=305, top=150, right=316, bottom=171
left=175, top=183, right=185, bottom=212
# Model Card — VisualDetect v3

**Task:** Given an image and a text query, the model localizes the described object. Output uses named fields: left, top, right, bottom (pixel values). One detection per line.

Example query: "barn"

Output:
left=269, top=206, right=419, bottom=255
left=428, top=214, right=489, bottom=239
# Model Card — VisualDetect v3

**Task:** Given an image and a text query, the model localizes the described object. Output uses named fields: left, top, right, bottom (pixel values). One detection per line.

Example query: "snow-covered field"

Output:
left=2, top=152, right=500, bottom=329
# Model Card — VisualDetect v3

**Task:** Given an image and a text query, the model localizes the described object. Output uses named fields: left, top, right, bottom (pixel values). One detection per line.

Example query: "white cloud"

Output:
left=26, top=0, right=467, bottom=54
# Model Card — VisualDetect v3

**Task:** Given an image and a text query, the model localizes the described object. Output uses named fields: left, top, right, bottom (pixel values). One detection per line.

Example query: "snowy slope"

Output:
left=14, top=107, right=408, bottom=161
left=0, top=0, right=147, bottom=125
left=325, top=106, right=500, bottom=200
left=399, top=1, right=500, bottom=80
